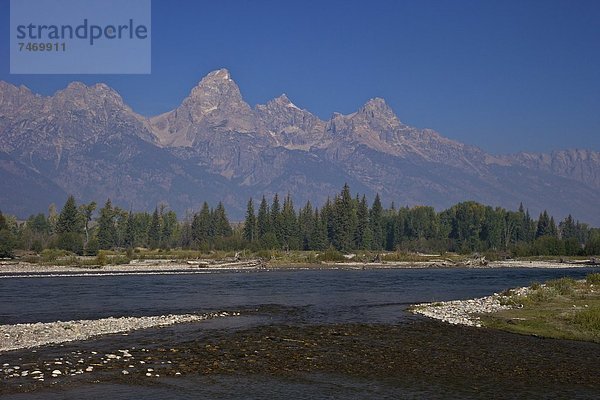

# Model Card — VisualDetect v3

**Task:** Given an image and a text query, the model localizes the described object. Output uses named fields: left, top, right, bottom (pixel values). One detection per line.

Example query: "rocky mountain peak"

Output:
left=205, top=68, right=232, bottom=81
left=52, top=81, right=126, bottom=110
left=357, top=97, right=400, bottom=124
left=0, top=81, right=36, bottom=111
left=271, top=93, right=300, bottom=109
left=181, top=68, right=252, bottom=118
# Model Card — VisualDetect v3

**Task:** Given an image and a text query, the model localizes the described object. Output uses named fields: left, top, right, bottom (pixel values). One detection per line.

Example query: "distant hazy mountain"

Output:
left=1, top=70, right=599, bottom=224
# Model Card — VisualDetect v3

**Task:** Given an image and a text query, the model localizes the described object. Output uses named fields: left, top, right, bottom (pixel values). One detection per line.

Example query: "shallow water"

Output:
left=1, top=267, right=599, bottom=398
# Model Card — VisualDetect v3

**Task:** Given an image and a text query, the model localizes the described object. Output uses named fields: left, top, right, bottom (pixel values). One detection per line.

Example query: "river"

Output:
left=1, top=267, right=599, bottom=399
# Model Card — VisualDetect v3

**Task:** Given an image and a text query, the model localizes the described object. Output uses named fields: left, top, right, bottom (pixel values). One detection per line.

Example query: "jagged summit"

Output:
left=204, top=68, right=232, bottom=81
left=271, top=93, right=300, bottom=109
left=64, top=81, right=87, bottom=91
left=150, top=69, right=257, bottom=146
left=358, top=97, right=400, bottom=122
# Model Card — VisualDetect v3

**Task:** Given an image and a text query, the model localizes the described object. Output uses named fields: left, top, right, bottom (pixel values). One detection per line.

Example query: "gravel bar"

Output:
left=0, top=312, right=239, bottom=352
left=411, top=287, right=530, bottom=327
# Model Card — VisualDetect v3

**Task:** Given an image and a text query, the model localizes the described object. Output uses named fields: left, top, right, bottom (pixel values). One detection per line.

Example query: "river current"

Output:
left=1, top=267, right=598, bottom=399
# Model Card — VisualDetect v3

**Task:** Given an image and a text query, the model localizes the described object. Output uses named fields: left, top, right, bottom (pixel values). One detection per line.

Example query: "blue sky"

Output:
left=1, top=0, right=599, bottom=154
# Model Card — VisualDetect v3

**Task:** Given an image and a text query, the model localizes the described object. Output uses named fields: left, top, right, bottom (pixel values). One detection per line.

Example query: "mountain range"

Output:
left=1, top=69, right=599, bottom=224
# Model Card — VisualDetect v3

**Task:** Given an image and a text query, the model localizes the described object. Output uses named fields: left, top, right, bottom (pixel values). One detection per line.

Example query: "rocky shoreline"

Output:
left=1, top=258, right=597, bottom=277
left=410, top=286, right=530, bottom=327
left=0, top=312, right=239, bottom=353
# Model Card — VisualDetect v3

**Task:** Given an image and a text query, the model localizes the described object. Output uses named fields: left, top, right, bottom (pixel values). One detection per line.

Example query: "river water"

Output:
left=1, top=267, right=599, bottom=399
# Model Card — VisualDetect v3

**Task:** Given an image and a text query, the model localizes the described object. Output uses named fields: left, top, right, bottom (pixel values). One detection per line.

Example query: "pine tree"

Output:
left=0, top=210, right=15, bottom=258
left=161, top=210, right=178, bottom=248
left=355, top=195, right=372, bottom=250
left=213, top=202, right=232, bottom=237
left=559, top=215, right=577, bottom=240
left=536, top=210, right=551, bottom=238
left=56, top=195, right=82, bottom=234
left=370, top=193, right=384, bottom=250
left=192, top=202, right=212, bottom=246
left=332, top=184, right=356, bottom=251
left=309, top=208, right=328, bottom=250
left=298, top=201, right=314, bottom=250
left=321, top=198, right=334, bottom=245
left=96, top=199, right=116, bottom=250
left=124, top=210, right=136, bottom=248
left=256, top=196, right=271, bottom=240
left=55, top=196, right=84, bottom=254
left=243, top=198, right=257, bottom=243
left=148, top=207, right=161, bottom=249
left=549, top=216, right=558, bottom=238
left=271, top=194, right=282, bottom=246
left=281, top=194, right=299, bottom=250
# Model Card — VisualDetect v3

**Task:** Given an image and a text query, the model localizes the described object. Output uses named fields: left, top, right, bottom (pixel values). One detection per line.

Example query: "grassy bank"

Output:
left=481, top=274, right=600, bottom=343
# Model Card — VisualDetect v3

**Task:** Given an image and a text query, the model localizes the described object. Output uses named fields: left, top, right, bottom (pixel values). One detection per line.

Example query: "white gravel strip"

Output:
left=411, top=287, right=530, bottom=327
left=0, top=312, right=238, bottom=352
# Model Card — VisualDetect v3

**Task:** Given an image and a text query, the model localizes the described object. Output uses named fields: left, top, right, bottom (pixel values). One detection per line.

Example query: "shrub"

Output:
left=526, top=287, right=558, bottom=303
left=317, top=249, right=346, bottom=262
left=57, top=232, right=84, bottom=255
left=40, top=248, right=69, bottom=263
left=530, top=281, right=542, bottom=290
left=96, top=251, right=108, bottom=266
left=546, top=277, right=576, bottom=296
left=586, top=273, right=600, bottom=285
left=85, top=238, right=99, bottom=256
left=0, top=229, right=15, bottom=258
left=573, top=307, right=600, bottom=332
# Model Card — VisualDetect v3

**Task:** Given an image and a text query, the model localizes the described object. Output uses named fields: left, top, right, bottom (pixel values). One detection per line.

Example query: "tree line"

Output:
left=1, top=184, right=599, bottom=258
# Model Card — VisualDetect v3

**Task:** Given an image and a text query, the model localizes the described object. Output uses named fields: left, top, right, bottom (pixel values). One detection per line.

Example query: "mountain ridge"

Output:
left=1, top=70, right=599, bottom=224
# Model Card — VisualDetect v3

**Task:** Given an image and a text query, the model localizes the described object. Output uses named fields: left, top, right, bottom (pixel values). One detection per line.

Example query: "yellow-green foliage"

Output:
left=40, top=248, right=70, bottom=263
left=573, top=307, right=600, bottom=332
left=586, top=273, right=600, bottom=285
left=317, top=250, right=346, bottom=262
left=545, top=277, right=576, bottom=295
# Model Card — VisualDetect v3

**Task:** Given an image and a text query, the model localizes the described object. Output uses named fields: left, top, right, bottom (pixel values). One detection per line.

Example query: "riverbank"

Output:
left=1, top=257, right=598, bottom=276
left=412, top=273, right=600, bottom=342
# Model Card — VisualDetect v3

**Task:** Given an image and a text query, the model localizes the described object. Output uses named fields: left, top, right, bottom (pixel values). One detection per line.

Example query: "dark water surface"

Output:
left=1, top=267, right=599, bottom=399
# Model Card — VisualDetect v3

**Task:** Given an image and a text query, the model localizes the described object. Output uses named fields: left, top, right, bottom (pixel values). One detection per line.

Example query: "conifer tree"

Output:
left=161, top=210, right=178, bottom=248
left=549, top=216, right=558, bottom=238
left=257, top=196, right=271, bottom=240
left=243, top=198, right=257, bottom=243
left=0, top=210, right=15, bottom=258
left=559, top=214, right=577, bottom=240
left=309, top=208, right=328, bottom=250
left=148, top=207, right=161, bottom=249
left=124, top=210, right=136, bottom=248
left=56, top=195, right=82, bottom=234
left=281, top=194, right=299, bottom=250
left=192, top=202, right=212, bottom=246
left=96, top=199, right=116, bottom=250
left=370, top=193, right=384, bottom=250
left=298, top=201, right=314, bottom=250
left=321, top=198, right=334, bottom=244
left=355, top=195, right=372, bottom=250
left=271, top=194, right=283, bottom=245
left=536, top=210, right=551, bottom=238
left=213, top=202, right=232, bottom=237
left=332, top=184, right=356, bottom=251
